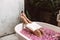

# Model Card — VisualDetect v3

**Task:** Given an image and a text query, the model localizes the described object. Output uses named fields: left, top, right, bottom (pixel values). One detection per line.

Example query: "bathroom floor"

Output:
left=0, top=33, right=19, bottom=40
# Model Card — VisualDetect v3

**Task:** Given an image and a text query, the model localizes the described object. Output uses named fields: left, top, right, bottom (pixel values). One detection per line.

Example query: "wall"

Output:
left=0, top=0, right=24, bottom=36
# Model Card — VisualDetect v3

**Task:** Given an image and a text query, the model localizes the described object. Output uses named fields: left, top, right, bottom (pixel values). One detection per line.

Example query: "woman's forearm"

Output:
left=22, top=13, right=32, bottom=23
left=20, top=15, right=28, bottom=24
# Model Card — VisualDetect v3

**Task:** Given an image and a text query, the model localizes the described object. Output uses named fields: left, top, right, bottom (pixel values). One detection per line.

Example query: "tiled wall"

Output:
left=0, top=0, right=24, bottom=36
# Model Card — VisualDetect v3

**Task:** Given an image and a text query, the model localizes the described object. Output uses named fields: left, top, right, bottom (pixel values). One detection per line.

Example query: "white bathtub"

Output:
left=15, top=22, right=60, bottom=40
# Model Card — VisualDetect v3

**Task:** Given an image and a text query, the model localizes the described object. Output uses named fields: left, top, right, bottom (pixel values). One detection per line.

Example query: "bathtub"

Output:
left=15, top=22, right=60, bottom=40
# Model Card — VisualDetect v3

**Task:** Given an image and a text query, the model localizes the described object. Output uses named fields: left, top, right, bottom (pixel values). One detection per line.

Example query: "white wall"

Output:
left=0, top=0, right=24, bottom=36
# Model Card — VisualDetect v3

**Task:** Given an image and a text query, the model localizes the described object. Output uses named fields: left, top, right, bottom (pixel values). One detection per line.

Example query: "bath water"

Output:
left=21, top=27, right=60, bottom=40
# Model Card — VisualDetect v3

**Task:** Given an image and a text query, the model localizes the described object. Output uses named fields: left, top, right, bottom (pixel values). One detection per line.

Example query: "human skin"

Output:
left=20, top=12, right=43, bottom=37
